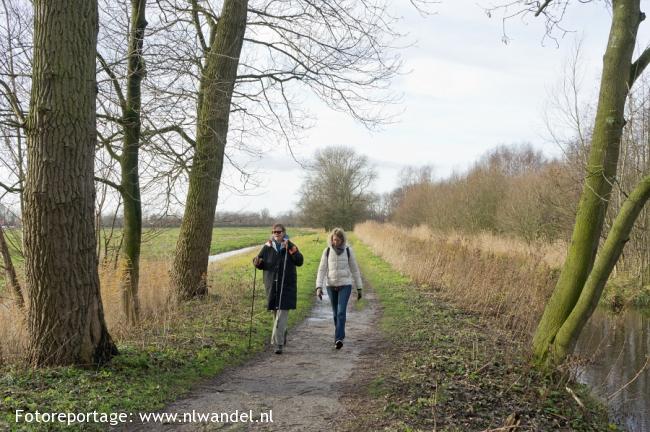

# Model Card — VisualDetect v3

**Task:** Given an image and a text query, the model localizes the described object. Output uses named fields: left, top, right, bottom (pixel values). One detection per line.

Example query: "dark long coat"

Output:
left=253, top=240, right=304, bottom=310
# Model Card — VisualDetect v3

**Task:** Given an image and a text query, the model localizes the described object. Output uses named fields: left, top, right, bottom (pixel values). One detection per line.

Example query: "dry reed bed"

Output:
left=0, top=259, right=230, bottom=365
left=355, top=221, right=564, bottom=340
left=99, top=260, right=179, bottom=343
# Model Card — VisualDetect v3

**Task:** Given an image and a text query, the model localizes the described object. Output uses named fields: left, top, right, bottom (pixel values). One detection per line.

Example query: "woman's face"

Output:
left=272, top=227, right=285, bottom=242
left=332, top=235, right=343, bottom=247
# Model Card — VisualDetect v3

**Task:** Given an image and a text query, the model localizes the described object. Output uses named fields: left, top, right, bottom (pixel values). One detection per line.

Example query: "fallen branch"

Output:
left=565, top=386, right=585, bottom=409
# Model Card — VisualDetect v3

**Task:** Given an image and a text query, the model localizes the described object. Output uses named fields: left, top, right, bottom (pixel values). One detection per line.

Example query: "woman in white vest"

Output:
left=315, top=227, right=363, bottom=349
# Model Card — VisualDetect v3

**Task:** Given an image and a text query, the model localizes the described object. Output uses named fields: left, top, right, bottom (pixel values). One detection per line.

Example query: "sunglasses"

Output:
left=272, top=230, right=284, bottom=234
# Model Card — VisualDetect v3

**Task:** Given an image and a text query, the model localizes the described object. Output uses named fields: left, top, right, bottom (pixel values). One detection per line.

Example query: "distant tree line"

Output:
left=388, top=144, right=578, bottom=242
left=92, top=209, right=299, bottom=229
left=387, top=82, right=650, bottom=290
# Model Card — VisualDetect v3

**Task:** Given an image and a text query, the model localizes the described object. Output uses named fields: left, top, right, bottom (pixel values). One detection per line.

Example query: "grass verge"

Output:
left=340, top=236, right=618, bottom=431
left=0, top=233, right=321, bottom=432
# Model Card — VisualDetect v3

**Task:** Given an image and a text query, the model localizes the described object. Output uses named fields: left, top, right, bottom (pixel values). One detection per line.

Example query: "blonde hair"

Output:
left=330, top=227, right=345, bottom=243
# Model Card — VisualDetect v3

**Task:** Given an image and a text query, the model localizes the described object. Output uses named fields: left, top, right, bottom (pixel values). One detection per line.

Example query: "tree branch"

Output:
left=629, top=46, right=650, bottom=87
left=94, top=176, right=123, bottom=193
left=535, top=0, right=553, bottom=17
left=142, top=124, right=196, bottom=147
left=0, top=180, right=22, bottom=193
left=0, top=79, right=26, bottom=126
left=96, top=52, right=127, bottom=112
left=190, top=0, right=209, bottom=54
left=97, top=130, right=122, bottom=162
left=97, top=113, right=125, bottom=126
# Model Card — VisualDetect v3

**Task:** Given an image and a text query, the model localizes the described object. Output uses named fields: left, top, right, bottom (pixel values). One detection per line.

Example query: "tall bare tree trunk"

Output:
left=170, top=0, right=248, bottom=300
left=532, top=0, right=644, bottom=365
left=119, top=0, right=147, bottom=324
left=24, top=0, right=117, bottom=366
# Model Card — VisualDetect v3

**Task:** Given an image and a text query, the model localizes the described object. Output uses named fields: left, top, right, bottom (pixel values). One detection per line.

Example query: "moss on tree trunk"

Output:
left=532, top=0, right=643, bottom=365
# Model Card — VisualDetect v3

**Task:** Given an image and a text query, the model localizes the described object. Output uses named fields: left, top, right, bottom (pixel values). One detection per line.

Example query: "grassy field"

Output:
left=0, top=231, right=323, bottom=431
left=340, top=235, right=616, bottom=431
left=110, top=226, right=315, bottom=260
left=0, top=226, right=315, bottom=294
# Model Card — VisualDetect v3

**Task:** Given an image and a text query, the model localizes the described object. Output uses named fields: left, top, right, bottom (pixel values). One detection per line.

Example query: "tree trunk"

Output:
left=119, top=0, right=147, bottom=325
left=553, top=174, right=650, bottom=359
left=0, top=225, right=23, bottom=309
left=170, top=0, right=248, bottom=300
left=24, top=0, right=117, bottom=366
left=532, top=0, right=642, bottom=365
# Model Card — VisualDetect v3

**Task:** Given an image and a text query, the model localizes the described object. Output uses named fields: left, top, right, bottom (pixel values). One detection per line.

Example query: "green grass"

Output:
left=344, top=235, right=617, bottom=432
left=0, top=226, right=315, bottom=294
left=0, top=232, right=323, bottom=431
left=104, top=226, right=315, bottom=260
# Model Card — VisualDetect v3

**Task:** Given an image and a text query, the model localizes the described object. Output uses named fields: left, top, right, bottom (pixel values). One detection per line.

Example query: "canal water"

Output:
left=574, top=308, right=650, bottom=431
left=207, top=245, right=258, bottom=263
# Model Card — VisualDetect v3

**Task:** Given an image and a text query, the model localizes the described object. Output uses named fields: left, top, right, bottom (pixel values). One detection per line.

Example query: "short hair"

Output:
left=272, top=222, right=286, bottom=232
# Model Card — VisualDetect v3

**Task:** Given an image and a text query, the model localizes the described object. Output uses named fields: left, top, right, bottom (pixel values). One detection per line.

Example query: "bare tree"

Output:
left=24, top=0, right=117, bottom=366
left=299, top=146, right=377, bottom=231
left=160, top=0, right=409, bottom=299
left=610, top=77, right=650, bottom=283
left=545, top=37, right=650, bottom=282
left=491, top=0, right=650, bottom=365
left=169, top=0, right=249, bottom=299
left=93, top=0, right=148, bottom=324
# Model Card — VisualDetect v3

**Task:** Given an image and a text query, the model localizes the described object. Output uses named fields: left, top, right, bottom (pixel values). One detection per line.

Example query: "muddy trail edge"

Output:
left=127, top=288, right=381, bottom=431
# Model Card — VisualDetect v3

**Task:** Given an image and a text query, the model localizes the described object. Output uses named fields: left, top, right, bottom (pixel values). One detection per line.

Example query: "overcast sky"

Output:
left=216, top=1, right=648, bottom=215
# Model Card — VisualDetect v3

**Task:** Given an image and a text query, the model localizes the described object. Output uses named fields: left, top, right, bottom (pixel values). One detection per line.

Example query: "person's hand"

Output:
left=253, top=257, right=263, bottom=267
left=316, top=287, right=323, bottom=300
left=357, top=290, right=362, bottom=300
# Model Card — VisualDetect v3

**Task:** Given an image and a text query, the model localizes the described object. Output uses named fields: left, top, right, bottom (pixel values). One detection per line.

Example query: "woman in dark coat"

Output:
left=253, top=223, right=303, bottom=354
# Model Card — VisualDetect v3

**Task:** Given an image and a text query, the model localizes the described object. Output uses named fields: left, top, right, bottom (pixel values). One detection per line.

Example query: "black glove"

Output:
left=357, top=290, right=362, bottom=300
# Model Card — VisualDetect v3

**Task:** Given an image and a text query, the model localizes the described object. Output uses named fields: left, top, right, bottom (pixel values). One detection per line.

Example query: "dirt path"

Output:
left=129, top=289, right=380, bottom=431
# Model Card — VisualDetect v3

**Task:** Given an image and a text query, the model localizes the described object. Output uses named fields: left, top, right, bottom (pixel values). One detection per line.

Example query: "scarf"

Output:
left=272, top=235, right=289, bottom=252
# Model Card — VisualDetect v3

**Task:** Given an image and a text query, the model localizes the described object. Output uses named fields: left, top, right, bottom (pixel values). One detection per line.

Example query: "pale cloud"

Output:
left=402, top=57, right=501, bottom=100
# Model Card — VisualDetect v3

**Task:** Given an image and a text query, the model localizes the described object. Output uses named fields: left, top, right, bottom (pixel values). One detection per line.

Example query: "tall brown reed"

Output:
left=356, top=221, right=563, bottom=342
left=0, top=301, right=28, bottom=365
left=99, top=259, right=179, bottom=343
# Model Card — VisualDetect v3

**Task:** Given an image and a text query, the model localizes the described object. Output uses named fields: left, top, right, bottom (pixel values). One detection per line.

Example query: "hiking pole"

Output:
left=248, top=267, right=257, bottom=349
left=275, top=245, right=289, bottom=326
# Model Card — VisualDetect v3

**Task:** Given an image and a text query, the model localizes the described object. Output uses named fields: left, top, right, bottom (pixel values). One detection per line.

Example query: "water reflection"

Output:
left=575, top=308, right=650, bottom=432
